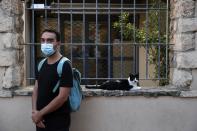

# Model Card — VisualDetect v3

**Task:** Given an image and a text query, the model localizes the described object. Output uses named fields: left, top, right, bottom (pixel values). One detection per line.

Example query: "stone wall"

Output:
left=0, top=0, right=24, bottom=89
left=171, top=0, right=197, bottom=89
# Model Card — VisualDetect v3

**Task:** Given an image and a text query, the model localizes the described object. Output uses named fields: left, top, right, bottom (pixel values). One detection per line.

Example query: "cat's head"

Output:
left=128, top=73, right=139, bottom=86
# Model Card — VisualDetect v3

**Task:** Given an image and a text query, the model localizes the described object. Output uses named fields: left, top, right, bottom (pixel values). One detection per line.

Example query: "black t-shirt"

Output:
left=36, top=57, right=73, bottom=120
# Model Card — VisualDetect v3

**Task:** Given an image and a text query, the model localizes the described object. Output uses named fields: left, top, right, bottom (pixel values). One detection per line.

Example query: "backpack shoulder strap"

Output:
left=57, top=57, right=71, bottom=77
left=38, top=58, right=47, bottom=72
left=52, top=57, right=71, bottom=93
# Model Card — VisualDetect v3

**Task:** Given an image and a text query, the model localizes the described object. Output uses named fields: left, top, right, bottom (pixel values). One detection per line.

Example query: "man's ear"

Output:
left=57, top=41, right=61, bottom=45
left=55, top=41, right=61, bottom=50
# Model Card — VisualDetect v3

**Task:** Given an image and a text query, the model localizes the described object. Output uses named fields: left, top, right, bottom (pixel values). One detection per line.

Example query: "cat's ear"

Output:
left=135, top=74, right=139, bottom=78
left=129, top=73, right=133, bottom=77
left=129, top=73, right=136, bottom=79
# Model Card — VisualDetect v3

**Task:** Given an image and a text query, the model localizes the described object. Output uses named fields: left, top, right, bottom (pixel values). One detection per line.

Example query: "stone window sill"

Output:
left=1, top=85, right=197, bottom=98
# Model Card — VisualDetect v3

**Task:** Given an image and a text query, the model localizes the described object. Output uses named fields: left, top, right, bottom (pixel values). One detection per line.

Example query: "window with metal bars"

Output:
left=25, top=0, right=169, bottom=86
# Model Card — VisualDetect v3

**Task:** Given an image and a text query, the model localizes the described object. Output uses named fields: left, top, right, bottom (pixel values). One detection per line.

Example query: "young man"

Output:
left=32, top=29, right=73, bottom=131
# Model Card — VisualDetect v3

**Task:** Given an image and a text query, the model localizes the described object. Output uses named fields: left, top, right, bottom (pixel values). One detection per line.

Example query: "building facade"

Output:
left=0, top=1, right=197, bottom=131
left=0, top=0, right=196, bottom=89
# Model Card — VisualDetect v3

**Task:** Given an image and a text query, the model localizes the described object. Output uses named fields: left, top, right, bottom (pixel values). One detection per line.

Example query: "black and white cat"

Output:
left=85, top=74, right=141, bottom=91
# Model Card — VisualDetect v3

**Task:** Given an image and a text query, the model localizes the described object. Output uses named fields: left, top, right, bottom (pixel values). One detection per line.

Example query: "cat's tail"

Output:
left=85, top=85, right=101, bottom=89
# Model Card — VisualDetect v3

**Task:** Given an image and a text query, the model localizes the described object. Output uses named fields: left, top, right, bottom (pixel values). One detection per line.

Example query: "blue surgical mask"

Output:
left=41, top=43, right=56, bottom=57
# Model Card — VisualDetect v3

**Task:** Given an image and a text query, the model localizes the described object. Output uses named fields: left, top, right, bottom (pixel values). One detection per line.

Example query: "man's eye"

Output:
left=41, top=38, right=54, bottom=43
left=41, top=38, right=45, bottom=42
left=47, top=39, right=54, bottom=42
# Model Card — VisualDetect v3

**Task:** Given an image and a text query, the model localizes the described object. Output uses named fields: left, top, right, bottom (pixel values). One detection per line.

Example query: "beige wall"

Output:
left=1, top=96, right=197, bottom=131
left=139, top=47, right=158, bottom=86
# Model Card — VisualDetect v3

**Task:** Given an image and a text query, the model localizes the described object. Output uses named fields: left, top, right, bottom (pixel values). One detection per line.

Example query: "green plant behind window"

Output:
left=113, top=2, right=169, bottom=86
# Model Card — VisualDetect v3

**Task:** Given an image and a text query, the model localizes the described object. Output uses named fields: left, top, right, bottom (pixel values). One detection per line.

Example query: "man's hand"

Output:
left=32, top=110, right=45, bottom=128
left=36, top=121, right=46, bottom=128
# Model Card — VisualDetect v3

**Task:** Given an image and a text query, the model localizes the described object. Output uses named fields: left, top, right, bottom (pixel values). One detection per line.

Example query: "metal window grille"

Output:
left=25, top=0, right=169, bottom=86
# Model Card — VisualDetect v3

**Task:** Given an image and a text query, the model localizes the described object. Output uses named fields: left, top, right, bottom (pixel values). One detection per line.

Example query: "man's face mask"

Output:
left=41, top=43, right=56, bottom=57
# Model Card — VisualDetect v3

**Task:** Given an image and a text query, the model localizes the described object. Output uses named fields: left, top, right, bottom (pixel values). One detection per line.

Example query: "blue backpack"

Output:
left=38, top=57, right=82, bottom=112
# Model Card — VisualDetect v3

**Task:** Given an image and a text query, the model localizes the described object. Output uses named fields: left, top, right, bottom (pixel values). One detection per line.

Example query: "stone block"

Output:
left=196, top=33, right=197, bottom=49
left=14, top=16, right=24, bottom=33
left=3, top=65, right=22, bottom=89
left=0, top=33, right=12, bottom=49
left=171, top=0, right=195, bottom=19
left=0, top=0, right=23, bottom=16
left=0, top=67, right=6, bottom=89
left=170, top=20, right=178, bottom=35
left=190, top=69, right=197, bottom=90
left=0, top=89, right=12, bottom=97
left=172, top=68, right=192, bottom=88
left=0, top=50, right=17, bottom=66
left=176, top=51, right=197, bottom=69
left=0, top=33, right=24, bottom=49
left=196, top=0, right=197, bottom=17
left=0, top=9, right=13, bottom=32
left=178, top=18, right=197, bottom=33
left=0, top=9, right=23, bottom=33
left=173, top=33, right=195, bottom=51
left=180, top=90, right=197, bottom=97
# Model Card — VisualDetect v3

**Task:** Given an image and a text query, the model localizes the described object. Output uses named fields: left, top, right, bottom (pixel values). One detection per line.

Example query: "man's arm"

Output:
left=32, top=80, right=38, bottom=112
left=32, top=87, right=70, bottom=123
left=32, top=80, right=45, bottom=128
